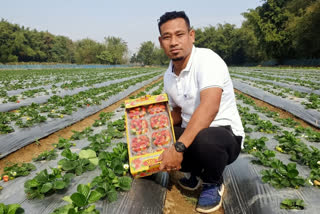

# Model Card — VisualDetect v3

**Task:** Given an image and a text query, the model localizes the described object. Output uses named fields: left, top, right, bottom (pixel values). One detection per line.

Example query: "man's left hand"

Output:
left=158, top=145, right=183, bottom=171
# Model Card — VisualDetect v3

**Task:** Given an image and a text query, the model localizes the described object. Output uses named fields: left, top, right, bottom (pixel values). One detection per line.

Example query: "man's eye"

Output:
left=163, top=36, right=170, bottom=40
left=177, top=33, right=184, bottom=37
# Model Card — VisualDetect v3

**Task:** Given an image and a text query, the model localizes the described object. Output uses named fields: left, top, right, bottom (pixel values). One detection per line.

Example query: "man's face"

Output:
left=159, top=18, right=195, bottom=61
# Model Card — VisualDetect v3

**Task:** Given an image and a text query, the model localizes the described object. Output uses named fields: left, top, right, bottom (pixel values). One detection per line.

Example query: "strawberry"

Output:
left=3, top=175, right=9, bottom=182
left=150, top=114, right=169, bottom=129
left=131, top=135, right=150, bottom=153
left=152, top=130, right=171, bottom=146
left=128, top=106, right=146, bottom=119
left=147, top=103, right=166, bottom=115
left=130, top=119, right=148, bottom=135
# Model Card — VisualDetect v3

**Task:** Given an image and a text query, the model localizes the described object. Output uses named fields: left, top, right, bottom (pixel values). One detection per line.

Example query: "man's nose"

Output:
left=170, top=35, right=178, bottom=46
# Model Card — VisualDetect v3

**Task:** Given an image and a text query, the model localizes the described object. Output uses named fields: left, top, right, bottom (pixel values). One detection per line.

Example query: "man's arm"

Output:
left=171, top=106, right=182, bottom=125
left=158, top=87, right=222, bottom=171
left=178, top=87, right=222, bottom=148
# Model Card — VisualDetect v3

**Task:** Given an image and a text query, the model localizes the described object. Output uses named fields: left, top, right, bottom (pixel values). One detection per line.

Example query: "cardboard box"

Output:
left=124, top=94, right=176, bottom=178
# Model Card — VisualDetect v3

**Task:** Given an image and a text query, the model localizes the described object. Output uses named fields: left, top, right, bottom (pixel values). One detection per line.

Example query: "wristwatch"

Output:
left=174, top=141, right=187, bottom=153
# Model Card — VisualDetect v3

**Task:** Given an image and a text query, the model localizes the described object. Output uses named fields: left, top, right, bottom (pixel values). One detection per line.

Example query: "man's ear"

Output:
left=158, top=36, right=163, bottom=49
left=189, top=29, right=195, bottom=43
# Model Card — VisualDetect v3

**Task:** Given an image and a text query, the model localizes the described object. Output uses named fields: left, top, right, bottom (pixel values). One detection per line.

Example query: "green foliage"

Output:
left=261, top=160, right=305, bottom=189
left=24, top=168, right=75, bottom=199
left=0, top=203, right=24, bottom=214
left=33, top=149, right=58, bottom=161
left=280, top=199, right=305, bottom=210
left=2, top=163, right=36, bottom=178
left=57, top=149, right=97, bottom=176
left=51, top=184, right=102, bottom=214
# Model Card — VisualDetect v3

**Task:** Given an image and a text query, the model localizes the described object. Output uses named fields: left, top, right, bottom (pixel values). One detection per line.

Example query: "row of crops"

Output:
left=224, top=67, right=320, bottom=213
left=0, top=72, right=166, bottom=214
left=1, top=66, right=319, bottom=213
left=0, top=68, right=164, bottom=158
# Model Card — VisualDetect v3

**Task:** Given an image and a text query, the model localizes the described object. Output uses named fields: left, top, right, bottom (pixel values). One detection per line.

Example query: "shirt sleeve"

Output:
left=196, top=51, right=228, bottom=91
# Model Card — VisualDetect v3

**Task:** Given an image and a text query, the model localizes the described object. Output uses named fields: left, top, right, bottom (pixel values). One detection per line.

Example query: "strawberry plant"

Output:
left=254, top=120, right=280, bottom=134
left=251, top=150, right=276, bottom=167
left=84, top=134, right=111, bottom=154
left=2, top=163, right=36, bottom=178
left=57, top=149, right=97, bottom=176
left=33, top=149, right=58, bottom=161
left=280, top=199, right=305, bottom=210
left=261, top=160, right=305, bottom=189
left=24, top=168, right=75, bottom=199
left=51, top=184, right=102, bottom=214
left=242, top=136, right=268, bottom=153
left=54, top=137, right=74, bottom=150
left=91, top=168, right=132, bottom=202
left=0, top=203, right=24, bottom=214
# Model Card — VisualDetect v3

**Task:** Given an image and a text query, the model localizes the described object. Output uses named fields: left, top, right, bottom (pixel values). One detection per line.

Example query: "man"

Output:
left=157, top=11, right=244, bottom=213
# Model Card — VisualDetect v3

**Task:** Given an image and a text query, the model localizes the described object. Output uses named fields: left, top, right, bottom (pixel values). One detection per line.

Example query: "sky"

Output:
left=0, top=0, right=262, bottom=54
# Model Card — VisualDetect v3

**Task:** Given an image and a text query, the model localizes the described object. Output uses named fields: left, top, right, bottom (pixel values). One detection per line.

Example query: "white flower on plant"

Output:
left=308, top=179, right=314, bottom=186
left=301, top=134, right=306, bottom=138
left=317, top=161, right=320, bottom=165
left=123, top=164, right=129, bottom=170
left=12, top=171, right=17, bottom=176
left=253, top=147, right=257, bottom=150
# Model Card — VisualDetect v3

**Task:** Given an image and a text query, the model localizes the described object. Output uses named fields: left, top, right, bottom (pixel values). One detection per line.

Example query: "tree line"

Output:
left=1, top=0, right=320, bottom=65
left=194, top=0, right=320, bottom=65
left=134, top=0, right=320, bottom=66
left=0, top=19, right=129, bottom=64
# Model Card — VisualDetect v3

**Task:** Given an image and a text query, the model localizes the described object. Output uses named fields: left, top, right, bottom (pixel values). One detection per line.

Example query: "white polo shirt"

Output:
left=164, top=46, right=245, bottom=145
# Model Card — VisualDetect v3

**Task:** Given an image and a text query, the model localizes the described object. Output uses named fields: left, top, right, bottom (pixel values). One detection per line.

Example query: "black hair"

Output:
left=158, top=11, right=190, bottom=34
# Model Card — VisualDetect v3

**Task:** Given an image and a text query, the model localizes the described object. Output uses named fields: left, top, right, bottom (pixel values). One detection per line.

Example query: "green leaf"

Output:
left=24, top=179, right=39, bottom=188
left=77, top=184, right=90, bottom=198
left=70, top=192, right=87, bottom=207
left=62, top=160, right=78, bottom=171
left=54, top=181, right=66, bottom=190
left=87, top=190, right=102, bottom=204
left=7, top=204, right=24, bottom=214
left=85, top=205, right=96, bottom=212
left=287, top=169, right=299, bottom=178
left=79, top=149, right=96, bottom=159
left=62, top=196, right=73, bottom=204
left=106, top=189, right=118, bottom=202
left=118, top=176, right=132, bottom=191
left=89, top=157, right=99, bottom=166
left=40, top=182, right=53, bottom=193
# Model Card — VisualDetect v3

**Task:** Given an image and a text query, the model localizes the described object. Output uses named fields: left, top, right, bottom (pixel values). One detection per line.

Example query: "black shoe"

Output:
left=177, top=174, right=202, bottom=191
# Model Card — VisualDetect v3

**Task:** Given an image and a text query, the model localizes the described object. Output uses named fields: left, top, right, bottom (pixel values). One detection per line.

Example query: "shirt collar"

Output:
left=168, top=45, right=195, bottom=77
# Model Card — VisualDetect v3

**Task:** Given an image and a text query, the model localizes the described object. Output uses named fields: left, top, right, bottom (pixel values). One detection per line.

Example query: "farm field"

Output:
left=0, top=66, right=319, bottom=214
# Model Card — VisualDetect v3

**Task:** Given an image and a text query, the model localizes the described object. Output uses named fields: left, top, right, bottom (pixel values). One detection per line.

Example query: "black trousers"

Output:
left=174, top=125, right=242, bottom=185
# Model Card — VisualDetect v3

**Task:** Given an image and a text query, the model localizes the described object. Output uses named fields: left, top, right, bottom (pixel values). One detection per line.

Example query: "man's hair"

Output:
left=158, top=11, right=190, bottom=34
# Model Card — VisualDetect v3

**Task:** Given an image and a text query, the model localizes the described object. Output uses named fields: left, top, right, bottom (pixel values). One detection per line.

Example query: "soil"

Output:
left=164, top=171, right=224, bottom=214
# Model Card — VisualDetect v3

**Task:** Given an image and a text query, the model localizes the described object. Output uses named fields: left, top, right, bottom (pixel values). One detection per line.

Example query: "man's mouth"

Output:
left=170, top=49, right=181, bottom=54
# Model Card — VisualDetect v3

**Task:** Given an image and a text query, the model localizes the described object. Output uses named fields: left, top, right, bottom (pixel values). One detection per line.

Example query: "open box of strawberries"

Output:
left=124, top=94, right=176, bottom=178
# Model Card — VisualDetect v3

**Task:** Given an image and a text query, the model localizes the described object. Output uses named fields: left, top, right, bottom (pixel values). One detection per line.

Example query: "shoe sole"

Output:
left=195, top=184, right=225, bottom=213
left=177, top=178, right=202, bottom=191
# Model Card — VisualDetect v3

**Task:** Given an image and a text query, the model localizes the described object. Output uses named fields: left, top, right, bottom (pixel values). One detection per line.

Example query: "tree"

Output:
left=136, top=41, right=156, bottom=65
left=99, top=36, right=128, bottom=64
